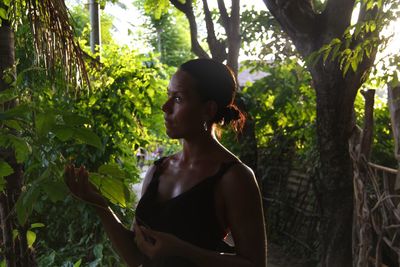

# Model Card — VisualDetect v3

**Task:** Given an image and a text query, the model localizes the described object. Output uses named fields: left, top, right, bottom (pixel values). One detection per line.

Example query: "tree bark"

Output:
left=225, top=0, right=240, bottom=76
left=1, top=19, right=31, bottom=267
left=0, top=20, right=17, bottom=267
left=170, top=0, right=210, bottom=59
left=312, top=65, right=354, bottom=267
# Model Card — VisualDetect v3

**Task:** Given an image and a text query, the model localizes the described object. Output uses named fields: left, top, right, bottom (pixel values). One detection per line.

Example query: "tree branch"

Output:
left=359, top=89, right=375, bottom=159
left=170, top=0, right=210, bottom=58
left=323, top=0, right=356, bottom=37
left=217, top=0, right=230, bottom=31
left=226, top=0, right=241, bottom=75
left=169, top=0, right=187, bottom=13
left=263, top=0, right=318, bottom=56
left=202, top=0, right=226, bottom=61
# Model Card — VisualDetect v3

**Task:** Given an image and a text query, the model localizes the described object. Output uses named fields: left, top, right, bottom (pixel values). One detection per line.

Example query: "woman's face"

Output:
left=162, top=69, right=206, bottom=139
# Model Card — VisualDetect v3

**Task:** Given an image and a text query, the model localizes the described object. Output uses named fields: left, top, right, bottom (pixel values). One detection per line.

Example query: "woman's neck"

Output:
left=179, top=131, right=221, bottom=165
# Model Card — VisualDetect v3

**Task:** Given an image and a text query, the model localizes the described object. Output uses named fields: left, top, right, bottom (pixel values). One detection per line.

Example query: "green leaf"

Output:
left=39, top=250, right=55, bottom=266
left=73, top=259, right=82, bottom=267
left=0, top=8, right=8, bottom=20
left=35, top=113, right=56, bottom=137
left=0, top=104, right=31, bottom=121
left=351, top=58, right=358, bottom=72
left=15, top=186, right=41, bottom=225
left=41, top=180, right=68, bottom=202
left=73, top=128, right=102, bottom=149
left=323, top=46, right=332, bottom=62
left=98, top=164, right=126, bottom=180
left=53, top=127, right=74, bottom=141
left=89, top=173, right=128, bottom=207
left=4, top=120, right=22, bottom=131
left=9, top=136, right=31, bottom=163
left=305, top=51, right=320, bottom=67
left=63, top=114, right=91, bottom=126
left=0, top=88, right=16, bottom=103
left=0, top=160, right=13, bottom=178
left=31, top=223, right=45, bottom=229
left=27, top=230, right=36, bottom=248
left=12, top=229, right=18, bottom=240
left=93, top=243, right=103, bottom=259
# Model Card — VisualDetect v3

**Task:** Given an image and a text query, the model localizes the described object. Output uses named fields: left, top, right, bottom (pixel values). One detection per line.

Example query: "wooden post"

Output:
left=387, top=85, right=400, bottom=191
left=352, top=89, right=375, bottom=267
left=89, top=0, right=101, bottom=59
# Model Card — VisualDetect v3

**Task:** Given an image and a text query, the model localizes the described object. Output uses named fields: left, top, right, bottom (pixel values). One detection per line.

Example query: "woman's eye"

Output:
left=174, top=96, right=182, bottom=103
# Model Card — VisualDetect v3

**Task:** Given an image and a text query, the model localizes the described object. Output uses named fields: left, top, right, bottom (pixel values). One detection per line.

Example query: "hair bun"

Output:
left=223, top=105, right=240, bottom=124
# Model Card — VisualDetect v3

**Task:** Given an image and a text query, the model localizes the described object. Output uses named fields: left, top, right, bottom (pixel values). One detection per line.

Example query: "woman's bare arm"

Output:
left=65, top=164, right=155, bottom=267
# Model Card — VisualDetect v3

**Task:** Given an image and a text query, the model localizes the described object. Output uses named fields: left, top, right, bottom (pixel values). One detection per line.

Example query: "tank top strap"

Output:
left=213, top=161, right=241, bottom=181
left=149, top=156, right=168, bottom=184
left=154, top=156, right=167, bottom=167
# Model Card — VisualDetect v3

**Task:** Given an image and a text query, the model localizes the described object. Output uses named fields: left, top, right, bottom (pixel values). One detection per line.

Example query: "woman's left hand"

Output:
left=134, top=223, right=184, bottom=260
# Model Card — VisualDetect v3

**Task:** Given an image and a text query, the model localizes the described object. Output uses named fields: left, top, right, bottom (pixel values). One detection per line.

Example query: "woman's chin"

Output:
left=165, top=129, right=180, bottom=139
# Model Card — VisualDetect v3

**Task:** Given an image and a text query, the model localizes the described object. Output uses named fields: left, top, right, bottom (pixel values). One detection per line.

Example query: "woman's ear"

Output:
left=203, top=100, right=218, bottom=122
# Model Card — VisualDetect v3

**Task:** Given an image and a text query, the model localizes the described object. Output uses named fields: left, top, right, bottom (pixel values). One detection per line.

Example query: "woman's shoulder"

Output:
left=223, top=160, right=255, bottom=180
left=219, top=160, right=259, bottom=195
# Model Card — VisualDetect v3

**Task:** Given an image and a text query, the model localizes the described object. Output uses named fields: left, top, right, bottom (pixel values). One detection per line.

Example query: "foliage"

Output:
left=142, top=0, right=171, bottom=20
left=34, top=197, right=122, bottom=266
left=306, top=0, right=400, bottom=81
left=0, top=0, right=11, bottom=25
left=135, top=1, right=193, bottom=67
left=240, top=8, right=296, bottom=63
left=21, top=42, right=174, bottom=265
left=247, top=58, right=316, bottom=156
left=221, top=58, right=317, bottom=173
left=69, top=5, right=115, bottom=46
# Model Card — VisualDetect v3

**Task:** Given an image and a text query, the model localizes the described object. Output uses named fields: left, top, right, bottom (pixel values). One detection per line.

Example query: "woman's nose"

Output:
left=162, top=98, right=172, bottom=113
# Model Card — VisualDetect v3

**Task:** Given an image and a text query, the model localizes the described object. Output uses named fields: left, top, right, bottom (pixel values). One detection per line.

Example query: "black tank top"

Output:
left=135, top=157, right=238, bottom=267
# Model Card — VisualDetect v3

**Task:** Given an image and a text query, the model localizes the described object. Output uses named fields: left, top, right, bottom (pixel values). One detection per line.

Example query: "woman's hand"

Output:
left=134, top=223, right=184, bottom=260
left=64, top=164, right=106, bottom=208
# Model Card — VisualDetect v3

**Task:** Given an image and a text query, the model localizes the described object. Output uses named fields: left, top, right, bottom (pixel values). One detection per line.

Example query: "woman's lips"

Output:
left=164, top=119, right=173, bottom=127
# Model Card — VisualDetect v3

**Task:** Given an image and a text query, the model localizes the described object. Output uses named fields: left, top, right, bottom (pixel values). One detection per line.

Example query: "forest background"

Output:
left=0, top=0, right=399, bottom=266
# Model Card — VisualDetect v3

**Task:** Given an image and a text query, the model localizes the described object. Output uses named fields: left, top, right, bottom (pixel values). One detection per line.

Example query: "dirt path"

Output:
left=267, top=243, right=313, bottom=267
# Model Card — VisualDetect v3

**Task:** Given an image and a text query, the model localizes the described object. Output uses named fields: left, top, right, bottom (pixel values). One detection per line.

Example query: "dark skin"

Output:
left=65, top=69, right=267, bottom=267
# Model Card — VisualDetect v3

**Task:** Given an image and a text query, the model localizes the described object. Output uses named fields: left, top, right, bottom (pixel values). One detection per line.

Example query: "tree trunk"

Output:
left=0, top=20, right=31, bottom=267
left=0, top=20, right=17, bottom=267
left=313, top=71, right=354, bottom=267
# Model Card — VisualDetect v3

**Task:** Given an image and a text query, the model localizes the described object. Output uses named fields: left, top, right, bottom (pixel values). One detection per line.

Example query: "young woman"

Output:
left=65, top=58, right=267, bottom=267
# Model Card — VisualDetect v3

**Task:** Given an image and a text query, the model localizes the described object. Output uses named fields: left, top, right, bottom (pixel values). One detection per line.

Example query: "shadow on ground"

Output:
left=267, top=243, right=316, bottom=267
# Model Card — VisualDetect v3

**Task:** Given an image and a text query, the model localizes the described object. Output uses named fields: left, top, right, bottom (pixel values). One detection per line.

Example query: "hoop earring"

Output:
left=203, top=121, right=208, bottom=132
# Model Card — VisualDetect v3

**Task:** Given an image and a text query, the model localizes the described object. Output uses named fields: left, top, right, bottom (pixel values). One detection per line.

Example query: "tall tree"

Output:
left=262, top=0, right=398, bottom=266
